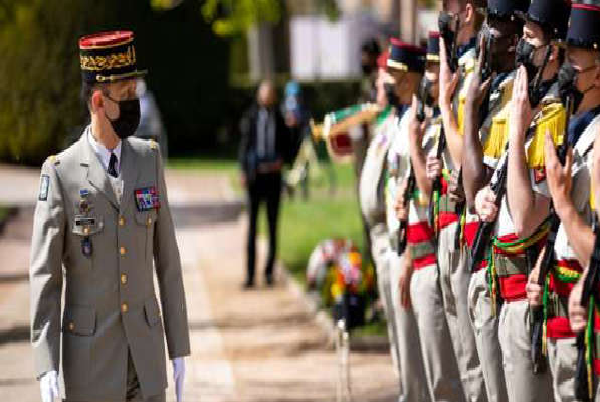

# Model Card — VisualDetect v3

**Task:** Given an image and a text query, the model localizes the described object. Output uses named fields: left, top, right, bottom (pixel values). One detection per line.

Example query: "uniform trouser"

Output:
left=389, top=251, right=431, bottom=402
left=547, top=337, right=577, bottom=402
left=437, top=227, right=486, bottom=402
left=411, top=263, right=465, bottom=402
left=467, top=269, right=508, bottom=402
left=64, top=350, right=166, bottom=402
left=371, top=223, right=429, bottom=401
left=497, top=299, right=553, bottom=402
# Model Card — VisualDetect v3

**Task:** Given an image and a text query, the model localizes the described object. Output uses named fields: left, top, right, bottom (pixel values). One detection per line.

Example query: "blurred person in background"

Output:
left=239, top=80, right=293, bottom=289
left=135, top=78, right=168, bottom=158
left=281, top=80, right=313, bottom=199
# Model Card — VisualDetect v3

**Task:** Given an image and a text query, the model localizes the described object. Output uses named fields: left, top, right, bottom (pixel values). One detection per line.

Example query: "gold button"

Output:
left=121, top=273, right=128, bottom=285
left=119, top=216, right=125, bottom=226
left=147, top=217, right=152, bottom=227
left=120, top=246, right=126, bottom=255
left=68, top=322, right=74, bottom=331
left=121, top=303, right=128, bottom=313
left=83, top=227, right=90, bottom=235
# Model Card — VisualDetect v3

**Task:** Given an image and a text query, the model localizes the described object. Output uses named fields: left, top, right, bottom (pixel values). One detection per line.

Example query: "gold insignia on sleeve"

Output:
left=149, top=140, right=158, bottom=150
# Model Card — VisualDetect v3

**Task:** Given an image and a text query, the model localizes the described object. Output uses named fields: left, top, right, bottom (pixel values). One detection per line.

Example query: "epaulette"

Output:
left=527, top=102, right=566, bottom=169
left=482, top=83, right=514, bottom=160
left=47, top=155, right=60, bottom=166
left=149, top=139, right=158, bottom=150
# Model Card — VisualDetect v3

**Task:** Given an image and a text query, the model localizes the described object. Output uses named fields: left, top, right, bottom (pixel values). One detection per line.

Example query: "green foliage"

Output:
left=201, top=0, right=281, bottom=36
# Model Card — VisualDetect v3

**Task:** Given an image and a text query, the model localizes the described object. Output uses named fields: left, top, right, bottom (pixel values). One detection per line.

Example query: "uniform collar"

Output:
left=87, top=126, right=122, bottom=174
left=568, top=104, right=600, bottom=146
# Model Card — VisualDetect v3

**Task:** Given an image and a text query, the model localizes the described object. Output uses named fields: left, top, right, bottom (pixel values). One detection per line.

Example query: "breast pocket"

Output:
left=135, top=210, right=157, bottom=262
left=70, top=216, right=104, bottom=270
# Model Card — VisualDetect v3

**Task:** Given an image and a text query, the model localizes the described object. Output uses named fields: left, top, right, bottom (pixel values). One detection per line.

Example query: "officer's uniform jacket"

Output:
left=30, top=128, right=191, bottom=401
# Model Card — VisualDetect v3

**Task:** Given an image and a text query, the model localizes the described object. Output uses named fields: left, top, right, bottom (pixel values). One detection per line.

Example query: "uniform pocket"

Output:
left=62, top=305, right=94, bottom=389
left=144, top=297, right=161, bottom=327
left=63, top=305, right=96, bottom=336
left=135, top=210, right=157, bottom=262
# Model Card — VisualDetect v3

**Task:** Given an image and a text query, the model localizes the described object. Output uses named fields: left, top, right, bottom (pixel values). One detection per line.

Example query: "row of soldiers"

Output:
left=357, top=0, right=600, bottom=400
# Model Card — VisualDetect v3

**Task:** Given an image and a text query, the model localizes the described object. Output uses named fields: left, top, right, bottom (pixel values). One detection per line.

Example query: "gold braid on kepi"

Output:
left=79, top=30, right=147, bottom=84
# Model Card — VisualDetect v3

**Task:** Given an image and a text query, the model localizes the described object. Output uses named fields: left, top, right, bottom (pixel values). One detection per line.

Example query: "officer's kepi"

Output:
left=79, top=30, right=147, bottom=84
left=566, top=1, right=600, bottom=50
left=521, top=0, right=571, bottom=40
left=387, top=38, right=426, bottom=73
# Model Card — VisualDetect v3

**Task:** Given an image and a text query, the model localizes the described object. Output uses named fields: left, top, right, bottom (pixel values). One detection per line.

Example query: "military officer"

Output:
left=431, top=0, right=491, bottom=399
left=30, top=31, right=190, bottom=402
left=533, top=2, right=600, bottom=400
left=474, top=0, right=569, bottom=399
left=360, top=45, right=430, bottom=402
left=396, top=32, right=467, bottom=402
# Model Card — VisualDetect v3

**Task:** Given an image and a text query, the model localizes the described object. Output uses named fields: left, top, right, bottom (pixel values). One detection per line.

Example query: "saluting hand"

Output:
left=510, top=66, right=536, bottom=142
left=466, top=35, right=493, bottom=110
left=439, top=37, right=460, bottom=109
left=544, top=131, right=573, bottom=211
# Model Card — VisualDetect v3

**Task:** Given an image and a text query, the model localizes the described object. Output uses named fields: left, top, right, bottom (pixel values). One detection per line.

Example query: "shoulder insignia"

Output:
left=527, top=102, right=566, bottom=169
left=149, top=140, right=158, bottom=150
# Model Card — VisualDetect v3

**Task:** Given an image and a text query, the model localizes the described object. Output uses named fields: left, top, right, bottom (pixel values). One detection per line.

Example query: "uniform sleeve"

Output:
left=29, top=160, right=65, bottom=379
left=153, top=148, right=191, bottom=359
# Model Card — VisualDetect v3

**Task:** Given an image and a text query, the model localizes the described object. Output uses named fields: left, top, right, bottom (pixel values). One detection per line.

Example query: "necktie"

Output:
left=108, top=152, right=118, bottom=178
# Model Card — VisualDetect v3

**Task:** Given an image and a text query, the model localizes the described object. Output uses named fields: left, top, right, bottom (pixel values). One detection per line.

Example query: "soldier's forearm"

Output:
left=556, top=200, right=595, bottom=267
left=440, top=102, right=463, bottom=168
left=462, top=105, right=485, bottom=208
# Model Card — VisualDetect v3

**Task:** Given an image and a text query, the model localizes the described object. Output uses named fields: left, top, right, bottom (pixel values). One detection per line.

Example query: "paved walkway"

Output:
left=0, top=165, right=397, bottom=402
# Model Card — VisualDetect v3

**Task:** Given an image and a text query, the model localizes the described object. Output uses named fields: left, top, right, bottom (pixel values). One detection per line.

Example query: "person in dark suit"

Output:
left=239, top=80, right=292, bottom=288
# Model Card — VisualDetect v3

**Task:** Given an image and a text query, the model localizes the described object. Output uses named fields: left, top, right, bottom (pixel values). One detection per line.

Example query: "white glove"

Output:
left=39, top=370, right=59, bottom=402
left=172, top=357, right=185, bottom=402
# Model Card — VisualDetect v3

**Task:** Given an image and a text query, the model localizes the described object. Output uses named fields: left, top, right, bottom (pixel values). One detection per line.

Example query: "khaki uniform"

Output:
left=488, top=93, right=567, bottom=402
left=30, top=129, right=190, bottom=401
left=543, top=112, right=600, bottom=402
left=360, top=109, right=430, bottom=401
left=410, top=115, right=465, bottom=402
left=436, top=45, right=489, bottom=402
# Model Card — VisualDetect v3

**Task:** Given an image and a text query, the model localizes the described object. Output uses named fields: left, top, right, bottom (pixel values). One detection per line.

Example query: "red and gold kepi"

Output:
left=79, top=30, right=147, bottom=84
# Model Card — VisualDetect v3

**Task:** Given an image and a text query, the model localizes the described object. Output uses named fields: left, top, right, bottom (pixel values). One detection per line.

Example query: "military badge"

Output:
left=38, top=175, right=50, bottom=201
left=134, top=186, right=160, bottom=211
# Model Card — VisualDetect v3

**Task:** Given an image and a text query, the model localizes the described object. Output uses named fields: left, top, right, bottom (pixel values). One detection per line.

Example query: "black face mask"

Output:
left=105, top=96, right=141, bottom=139
left=516, top=39, right=551, bottom=107
left=558, top=62, right=585, bottom=114
left=384, top=83, right=400, bottom=109
left=515, top=39, right=538, bottom=84
left=438, top=12, right=458, bottom=72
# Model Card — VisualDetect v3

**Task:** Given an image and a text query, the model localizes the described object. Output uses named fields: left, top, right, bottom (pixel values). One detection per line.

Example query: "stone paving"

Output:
left=0, top=165, right=397, bottom=402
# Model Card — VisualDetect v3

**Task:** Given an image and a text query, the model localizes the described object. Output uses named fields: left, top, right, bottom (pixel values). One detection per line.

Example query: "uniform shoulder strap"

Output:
left=527, top=102, right=567, bottom=169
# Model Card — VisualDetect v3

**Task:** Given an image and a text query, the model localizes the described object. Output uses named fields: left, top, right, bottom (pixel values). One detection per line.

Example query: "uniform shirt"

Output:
left=545, top=108, right=600, bottom=338
left=385, top=106, right=411, bottom=241
left=463, top=71, right=516, bottom=250
left=88, top=127, right=124, bottom=202
left=487, top=87, right=562, bottom=299
left=408, top=112, right=440, bottom=270
left=359, top=107, right=395, bottom=227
